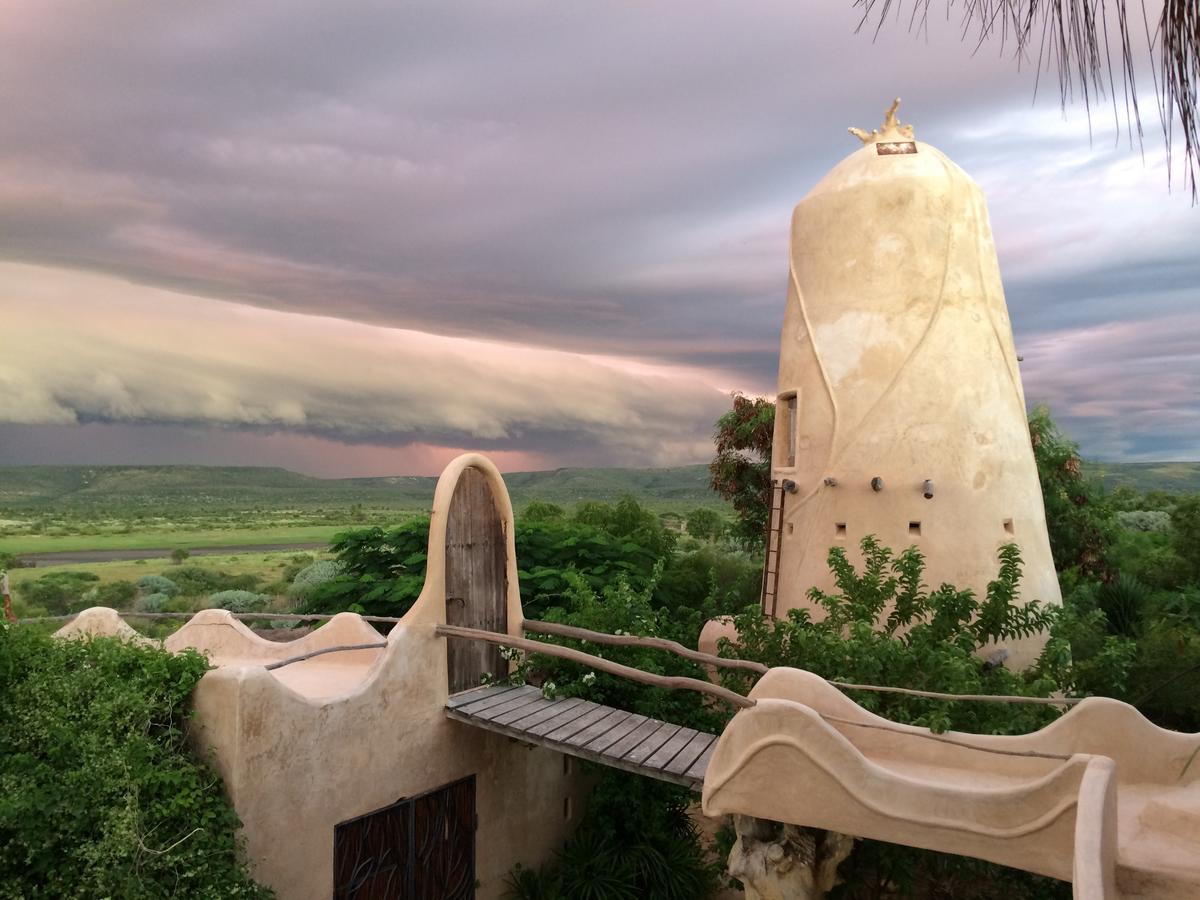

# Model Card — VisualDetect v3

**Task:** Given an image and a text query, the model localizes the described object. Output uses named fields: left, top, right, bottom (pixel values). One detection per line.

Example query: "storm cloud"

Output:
left=0, top=1, right=1196, bottom=474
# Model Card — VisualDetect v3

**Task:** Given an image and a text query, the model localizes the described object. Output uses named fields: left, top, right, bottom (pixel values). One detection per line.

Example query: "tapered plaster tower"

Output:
left=767, top=101, right=1060, bottom=667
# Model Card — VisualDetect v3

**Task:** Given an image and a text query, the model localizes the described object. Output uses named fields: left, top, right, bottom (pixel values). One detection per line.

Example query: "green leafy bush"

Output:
left=1117, top=510, right=1172, bottom=532
left=209, top=590, right=270, bottom=614
left=684, top=507, right=724, bottom=542
left=136, top=574, right=180, bottom=598
left=0, top=623, right=271, bottom=898
left=16, top=571, right=101, bottom=616
left=711, top=538, right=1083, bottom=897
left=287, top=560, right=344, bottom=601
left=88, top=579, right=138, bottom=608
left=136, top=592, right=171, bottom=614
left=171, top=566, right=261, bottom=597
left=302, top=509, right=668, bottom=621
left=719, top=538, right=1061, bottom=736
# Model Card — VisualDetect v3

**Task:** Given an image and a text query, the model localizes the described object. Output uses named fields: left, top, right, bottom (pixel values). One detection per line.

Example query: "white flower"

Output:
left=582, top=672, right=597, bottom=686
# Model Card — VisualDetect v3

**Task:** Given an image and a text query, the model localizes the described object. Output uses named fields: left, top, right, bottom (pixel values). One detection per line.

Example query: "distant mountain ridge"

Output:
left=0, top=463, right=719, bottom=513
left=0, top=460, right=1194, bottom=514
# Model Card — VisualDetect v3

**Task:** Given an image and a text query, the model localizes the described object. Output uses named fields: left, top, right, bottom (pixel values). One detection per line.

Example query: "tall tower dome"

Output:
left=767, top=100, right=1060, bottom=667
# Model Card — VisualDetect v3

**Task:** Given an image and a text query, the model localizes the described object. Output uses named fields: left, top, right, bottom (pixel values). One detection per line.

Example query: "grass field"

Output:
left=0, top=524, right=356, bottom=556
left=4, top=550, right=328, bottom=594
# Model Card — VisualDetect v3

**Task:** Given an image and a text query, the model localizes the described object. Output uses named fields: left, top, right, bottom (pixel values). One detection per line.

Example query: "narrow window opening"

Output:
left=562, top=755, right=572, bottom=776
left=908, top=521, right=921, bottom=537
left=1003, top=519, right=1015, bottom=535
left=786, top=522, right=794, bottom=535
left=835, top=522, right=847, bottom=538
left=563, top=796, right=572, bottom=821
left=779, top=392, right=798, bottom=467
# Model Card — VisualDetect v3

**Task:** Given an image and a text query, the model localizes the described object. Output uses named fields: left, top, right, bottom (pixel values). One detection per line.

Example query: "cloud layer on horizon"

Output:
left=0, top=1, right=1197, bottom=473
left=0, top=262, right=732, bottom=469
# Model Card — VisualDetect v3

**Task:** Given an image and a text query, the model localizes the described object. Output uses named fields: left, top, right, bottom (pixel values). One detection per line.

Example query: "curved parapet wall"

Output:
left=54, top=606, right=153, bottom=645
left=703, top=667, right=1200, bottom=898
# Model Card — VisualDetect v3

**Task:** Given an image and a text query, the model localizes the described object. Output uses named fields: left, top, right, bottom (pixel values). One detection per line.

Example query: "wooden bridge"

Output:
left=446, top=683, right=717, bottom=789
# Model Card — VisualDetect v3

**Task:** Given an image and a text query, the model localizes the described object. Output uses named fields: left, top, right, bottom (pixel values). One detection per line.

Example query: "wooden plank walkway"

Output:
left=446, top=684, right=717, bottom=790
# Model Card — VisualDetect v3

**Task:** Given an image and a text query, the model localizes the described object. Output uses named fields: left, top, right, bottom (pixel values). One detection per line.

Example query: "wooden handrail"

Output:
left=435, top=623, right=755, bottom=709
left=264, top=642, right=387, bottom=671
left=522, top=619, right=768, bottom=674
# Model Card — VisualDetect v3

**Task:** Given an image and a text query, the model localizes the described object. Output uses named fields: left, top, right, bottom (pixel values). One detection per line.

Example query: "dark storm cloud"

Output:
left=0, top=1, right=1197, bottom=468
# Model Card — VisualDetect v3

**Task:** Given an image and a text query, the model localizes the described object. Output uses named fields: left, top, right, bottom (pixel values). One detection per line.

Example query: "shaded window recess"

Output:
left=779, top=392, right=798, bottom=467
left=1003, top=519, right=1015, bottom=535
left=909, top=522, right=921, bottom=537
left=563, top=796, right=572, bottom=821
left=835, top=522, right=847, bottom=538
left=787, top=522, right=795, bottom=535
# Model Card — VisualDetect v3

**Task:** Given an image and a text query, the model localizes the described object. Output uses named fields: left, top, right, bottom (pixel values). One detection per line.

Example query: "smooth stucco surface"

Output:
left=768, top=114, right=1060, bottom=667
left=703, top=668, right=1200, bottom=899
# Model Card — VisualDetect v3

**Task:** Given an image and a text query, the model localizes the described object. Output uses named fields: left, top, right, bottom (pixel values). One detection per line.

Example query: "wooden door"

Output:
left=334, top=776, right=476, bottom=899
left=444, top=467, right=508, bottom=694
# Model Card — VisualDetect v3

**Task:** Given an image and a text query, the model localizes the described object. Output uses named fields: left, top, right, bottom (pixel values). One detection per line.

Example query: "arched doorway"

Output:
left=444, top=466, right=509, bottom=694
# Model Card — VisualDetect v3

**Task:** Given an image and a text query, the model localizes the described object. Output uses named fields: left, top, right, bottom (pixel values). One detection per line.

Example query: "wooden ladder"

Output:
left=760, top=481, right=786, bottom=618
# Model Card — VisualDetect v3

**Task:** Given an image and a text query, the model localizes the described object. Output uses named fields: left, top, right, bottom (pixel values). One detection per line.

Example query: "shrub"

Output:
left=1095, top=573, right=1149, bottom=637
left=136, top=574, right=180, bottom=598
left=1117, top=510, right=1172, bottom=533
left=170, top=548, right=191, bottom=565
left=171, top=567, right=260, bottom=597
left=684, top=507, right=724, bottom=542
left=0, top=623, right=271, bottom=897
left=287, top=560, right=344, bottom=601
left=209, top=590, right=270, bottom=614
left=302, top=514, right=667, bottom=621
left=136, top=592, right=171, bottom=614
left=86, top=580, right=138, bottom=609
left=714, top=538, right=1074, bottom=897
left=521, top=501, right=565, bottom=523
left=17, top=571, right=101, bottom=616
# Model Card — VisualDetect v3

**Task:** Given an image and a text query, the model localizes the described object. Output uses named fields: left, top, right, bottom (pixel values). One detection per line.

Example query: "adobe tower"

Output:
left=765, top=100, right=1060, bottom=667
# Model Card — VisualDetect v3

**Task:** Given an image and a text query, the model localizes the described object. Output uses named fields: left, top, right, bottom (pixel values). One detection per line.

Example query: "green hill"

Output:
left=0, top=459, right=1194, bottom=520
left=0, top=463, right=720, bottom=515
left=1084, top=461, right=1200, bottom=495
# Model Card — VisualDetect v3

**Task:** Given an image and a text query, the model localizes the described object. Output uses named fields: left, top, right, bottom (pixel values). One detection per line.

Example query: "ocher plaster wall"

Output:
left=61, top=454, right=587, bottom=899
left=770, top=126, right=1060, bottom=667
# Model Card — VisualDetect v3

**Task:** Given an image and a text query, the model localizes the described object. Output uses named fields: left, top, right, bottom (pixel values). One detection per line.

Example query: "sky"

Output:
left=0, top=2, right=1196, bottom=477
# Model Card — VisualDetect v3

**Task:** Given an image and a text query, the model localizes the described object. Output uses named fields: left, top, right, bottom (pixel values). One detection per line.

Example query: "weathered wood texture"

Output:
left=522, top=619, right=768, bottom=674
left=444, top=468, right=509, bottom=694
left=446, top=684, right=717, bottom=790
left=436, top=623, right=755, bottom=709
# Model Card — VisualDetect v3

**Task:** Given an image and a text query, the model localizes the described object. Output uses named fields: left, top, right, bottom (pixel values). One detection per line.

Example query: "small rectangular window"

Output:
left=835, top=522, right=847, bottom=538
left=909, top=522, right=921, bottom=537
left=779, top=392, right=798, bottom=467
left=1003, top=519, right=1015, bottom=535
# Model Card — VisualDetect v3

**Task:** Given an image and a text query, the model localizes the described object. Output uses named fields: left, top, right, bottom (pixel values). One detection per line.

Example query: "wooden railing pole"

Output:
left=435, top=623, right=755, bottom=709
left=522, top=619, right=768, bottom=675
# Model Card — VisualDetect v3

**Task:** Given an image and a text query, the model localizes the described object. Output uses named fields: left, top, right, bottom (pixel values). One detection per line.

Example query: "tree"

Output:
left=1028, top=407, right=1118, bottom=579
left=710, top=393, right=775, bottom=549
left=170, top=547, right=190, bottom=565
left=685, top=507, right=724, bottom=542
left=1171, top=494, right=1200, bottom=582
left=859, top=0, right=1200, bottom=197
